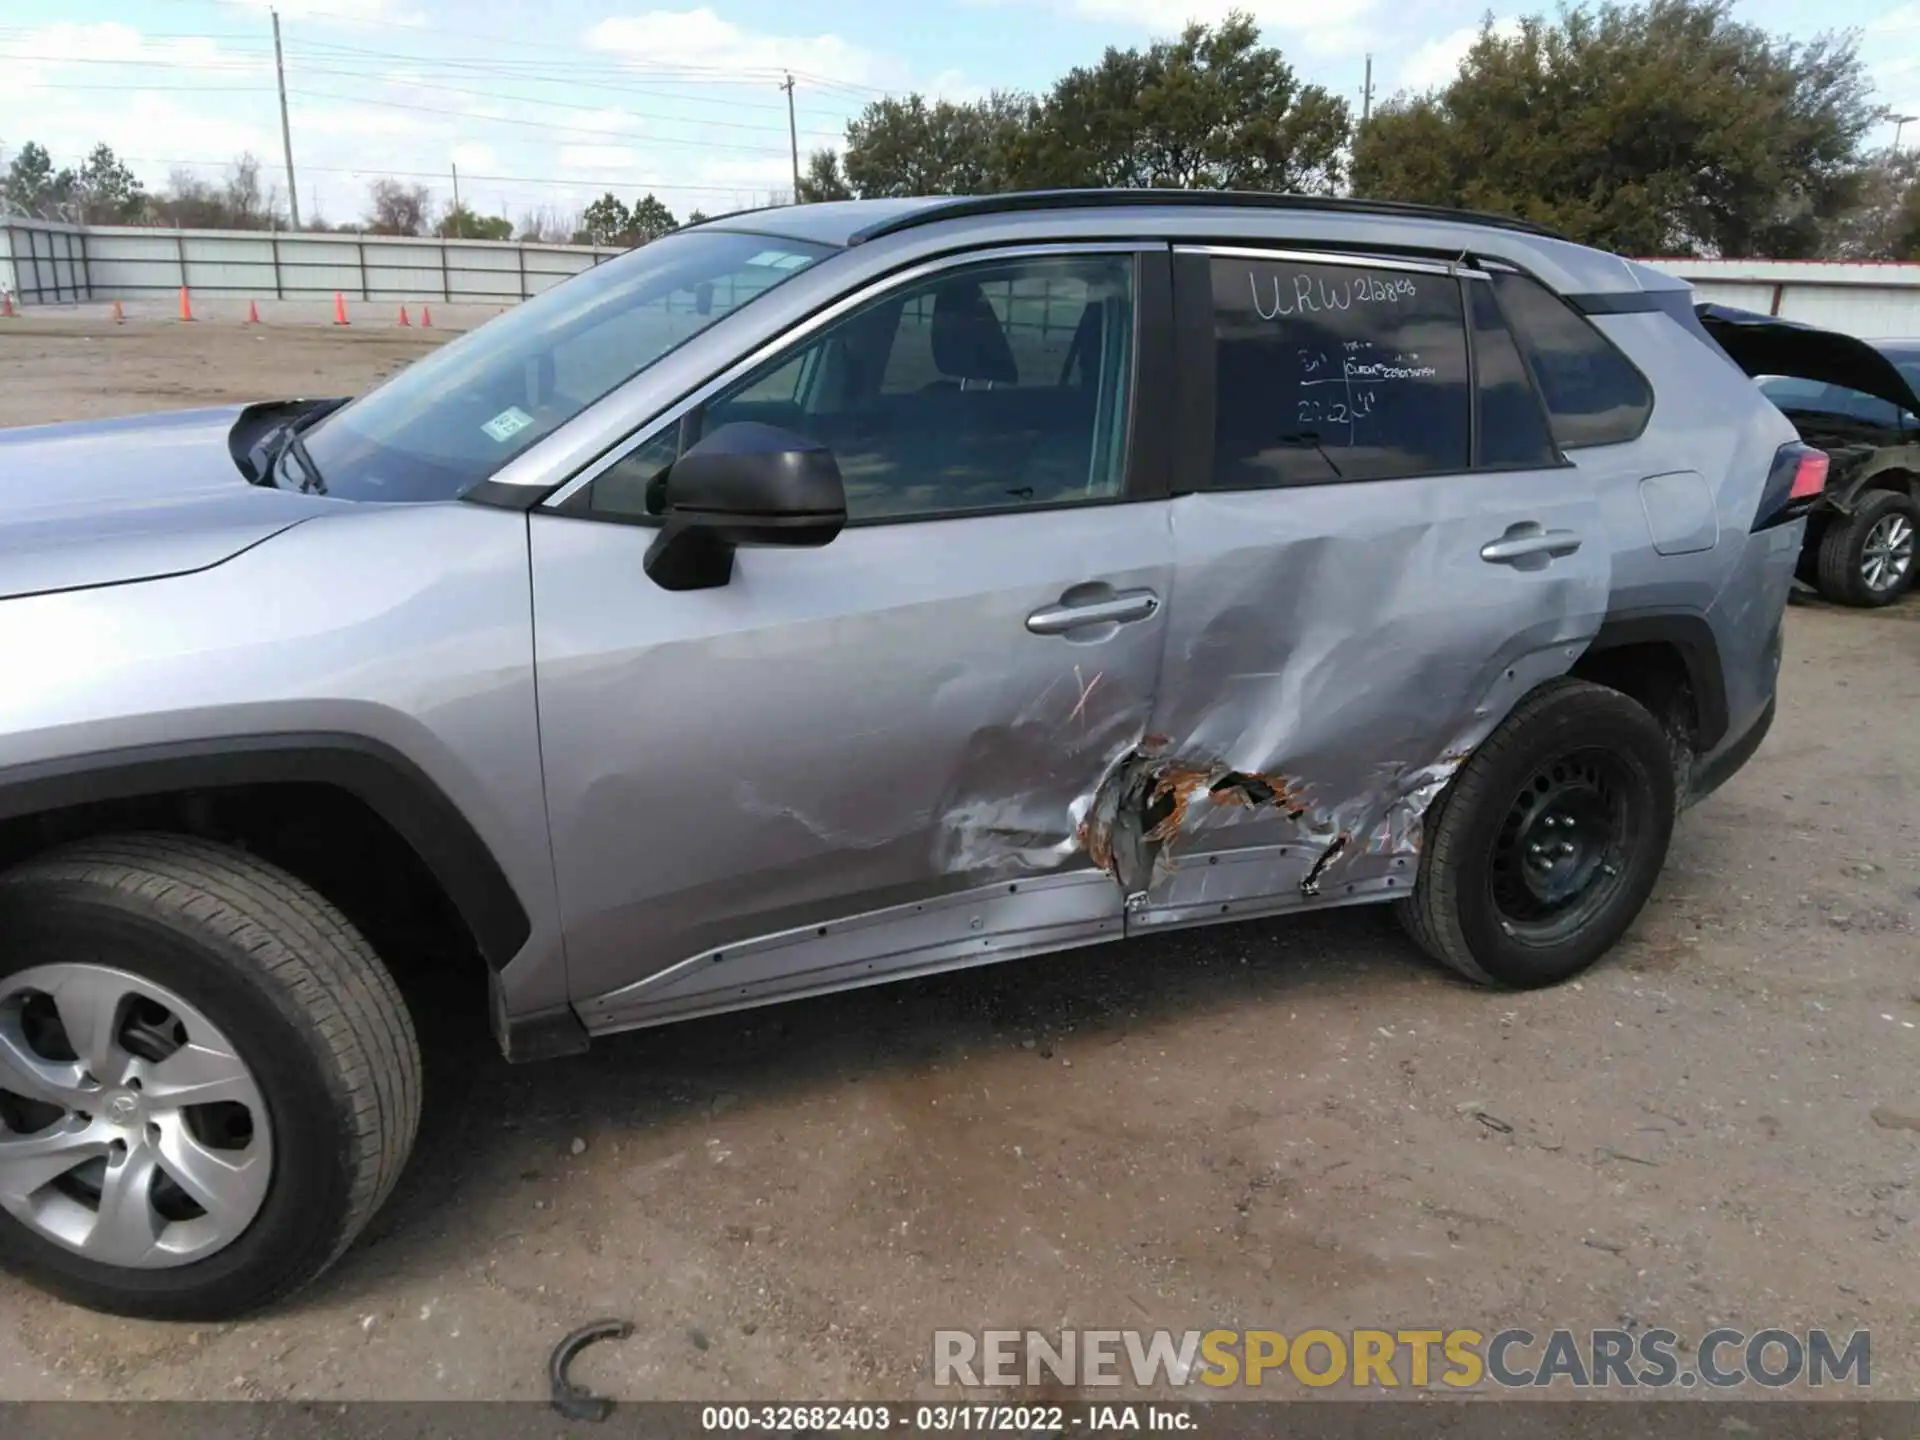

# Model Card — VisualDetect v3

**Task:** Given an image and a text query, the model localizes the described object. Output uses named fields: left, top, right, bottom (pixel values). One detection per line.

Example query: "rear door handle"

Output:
left=1026, top=588, right=1160, bottom=635
left=1480, top=524, right=1584, bottom=566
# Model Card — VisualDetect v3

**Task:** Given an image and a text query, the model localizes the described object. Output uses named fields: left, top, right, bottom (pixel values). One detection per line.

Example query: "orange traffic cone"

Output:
left=397, top=304, right=411, bottom=327
left=178, top=286, right=194, bottom=322
left=246, top=300, right=260, bottom=325
left=1, top=291, right=13, bottom=318
left=111, top=299, right=125, bottom=324
left=420, top=305, right=433, bottom=328
left=333, top=292, right=349, bottom=326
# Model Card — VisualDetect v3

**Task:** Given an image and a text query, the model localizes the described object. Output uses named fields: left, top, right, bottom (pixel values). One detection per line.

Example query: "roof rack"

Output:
left=847, top=189, right=1573, bottom=245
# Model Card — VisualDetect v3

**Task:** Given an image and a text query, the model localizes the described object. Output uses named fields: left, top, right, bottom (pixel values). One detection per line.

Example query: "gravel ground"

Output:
left=0, top=318, right=1914, bottom=1403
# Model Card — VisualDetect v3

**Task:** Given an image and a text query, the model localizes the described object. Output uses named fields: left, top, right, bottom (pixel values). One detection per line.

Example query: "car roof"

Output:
left=695, top=189, right=1573, bottom=250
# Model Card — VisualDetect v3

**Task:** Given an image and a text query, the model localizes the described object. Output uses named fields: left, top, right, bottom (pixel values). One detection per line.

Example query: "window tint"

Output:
left=1209, top=258, right=1469, bottom=488
left=584, top=253, right=1137, bottom=523
left=1490, top=270, right=1652, bottom=449
left=1469, top=279, right=1558, bottom=468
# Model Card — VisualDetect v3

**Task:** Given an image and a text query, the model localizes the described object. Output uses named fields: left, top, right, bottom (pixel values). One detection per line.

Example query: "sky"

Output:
left=2, top=0, right=1918, bottom=230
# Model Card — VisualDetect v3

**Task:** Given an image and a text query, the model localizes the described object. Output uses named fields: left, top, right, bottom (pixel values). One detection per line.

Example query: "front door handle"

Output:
left=1026, top=588, right=1160, bottom=635
left=1481, top=523, right=1584, bottom=566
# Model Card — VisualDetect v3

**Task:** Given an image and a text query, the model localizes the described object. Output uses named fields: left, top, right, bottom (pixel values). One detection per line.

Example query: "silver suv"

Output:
left=0, top=191, right=1813, bottom=1319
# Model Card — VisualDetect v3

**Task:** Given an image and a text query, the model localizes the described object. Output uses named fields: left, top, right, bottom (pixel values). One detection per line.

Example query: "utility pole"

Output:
left=451, top=161, right=461, bottom=212
left=1894, top=113, right=1919, bottom=152
left=1361, top=53, right=1374, bottom=128
left=781, top=72, right=800, bottom=202
left=272, top=9, right=300, bottom=228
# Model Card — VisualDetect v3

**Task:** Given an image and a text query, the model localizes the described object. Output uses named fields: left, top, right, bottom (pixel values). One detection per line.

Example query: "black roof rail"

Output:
left=847, top=189, right=1574, bottom=245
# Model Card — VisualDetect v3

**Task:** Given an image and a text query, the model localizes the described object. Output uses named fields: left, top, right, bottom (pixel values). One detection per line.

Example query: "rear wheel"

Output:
left=1815, top=489, right=1918, bottom=607
left=0, top=835, right=420, bottom=1319
left=1396, top=679, right=1675, bottom=988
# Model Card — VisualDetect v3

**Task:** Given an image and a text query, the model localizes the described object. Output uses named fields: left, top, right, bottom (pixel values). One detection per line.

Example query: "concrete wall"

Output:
left=0, top=218, right=623, bottom=308
left=1640, top=257, right=1920, bottom=339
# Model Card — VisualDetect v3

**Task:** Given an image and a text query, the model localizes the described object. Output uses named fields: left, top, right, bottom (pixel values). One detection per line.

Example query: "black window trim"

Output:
left=1178, top=243, right=1570, bottom=494
left=542, top=239, right=1170, bottom=529
left=1463, top=271, right=1574, bottom=475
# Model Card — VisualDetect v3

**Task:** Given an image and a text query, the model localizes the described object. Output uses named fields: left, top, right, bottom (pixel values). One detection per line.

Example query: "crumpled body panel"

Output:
left=1080, top=483, right=1612, bottom=925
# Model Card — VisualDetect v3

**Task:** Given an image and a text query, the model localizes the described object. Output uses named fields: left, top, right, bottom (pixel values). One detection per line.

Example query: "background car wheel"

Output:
left=1395, top=678, right=1676, bottom=989
left=1815, top=489, right=1918, bottom=608
left=0, top=834, right=420, bottom=1320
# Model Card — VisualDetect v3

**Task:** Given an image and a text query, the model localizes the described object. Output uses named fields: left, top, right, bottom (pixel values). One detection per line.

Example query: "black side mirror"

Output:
left=643, top=422, right=847, bottom=592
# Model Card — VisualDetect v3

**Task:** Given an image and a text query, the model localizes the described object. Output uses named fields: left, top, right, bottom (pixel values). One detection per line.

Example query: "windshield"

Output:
left=291, top=230, right=834, bottom=502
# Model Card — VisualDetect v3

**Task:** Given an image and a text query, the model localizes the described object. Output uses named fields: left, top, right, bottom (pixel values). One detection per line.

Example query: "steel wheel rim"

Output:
left=1487, top=749, right=1637, bottom=946
left=1861, top=513, right=1914, bottom=593
left=0, top=964, right=273, bottom=1268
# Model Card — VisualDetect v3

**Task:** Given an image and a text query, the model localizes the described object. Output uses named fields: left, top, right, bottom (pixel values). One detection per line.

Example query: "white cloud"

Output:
left=216, top=0, right=416, bottom=24
left=1059, top=0, right=1379, bottom=56
left=558, top=145, right=643, bottom=170
left=1, top=21, right=267, bottom=75
left=450, top=142, right=498, bottom=172
left=1394, top=17, right=1520, bottom=94
left=586, top=8, right=896, bottom=87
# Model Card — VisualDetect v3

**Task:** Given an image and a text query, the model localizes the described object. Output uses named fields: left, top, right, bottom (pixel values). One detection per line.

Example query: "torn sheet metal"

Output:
left=1075, top=484, right=1611, bottom=920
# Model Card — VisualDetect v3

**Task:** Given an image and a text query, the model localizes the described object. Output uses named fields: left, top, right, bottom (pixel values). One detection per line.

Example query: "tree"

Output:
left=73, top=143, right=145, bottom=224
left=839, top=92, right=1034, bottom=198
left=629, top=193, right=677, bottom=240
left=796, top=150, right=853, bottom=203
left=1352, top=0, right=1878, bottom=258
left=151, top=154, right=283, bottom=229
left=516, top=205, right=581, bottom=244
left=1820, top=148, right=1920, bottom=260
left=580, top=192, right=632, bottom=246
left=1, top=141, right=77, bottom=219
left=686, top=208, right=711, bottom=225
left=438, top=202, right=513, bottom=240
left=366, top=177, right=431, bottom=236
left=1013, top=15, right=1351, bottom=194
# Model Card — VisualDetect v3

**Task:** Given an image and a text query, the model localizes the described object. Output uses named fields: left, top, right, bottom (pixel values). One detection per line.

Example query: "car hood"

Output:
left=0, top=405, right=341, bottom=602
left=1695, top=303, right=1920, bottom=416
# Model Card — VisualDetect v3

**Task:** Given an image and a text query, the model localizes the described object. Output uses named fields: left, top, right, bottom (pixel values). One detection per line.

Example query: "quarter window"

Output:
left=1209, top=258, right=1470, bottom=488
left=1489, top=270, right=1653, bottom=449
left=582, top=253, right=1138, bottom=523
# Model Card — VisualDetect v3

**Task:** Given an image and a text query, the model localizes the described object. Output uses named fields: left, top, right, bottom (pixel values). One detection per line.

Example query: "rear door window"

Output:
left=1208, top=257, right=1470, bottom=487
left=1490, top=270, right=1653, bottom=449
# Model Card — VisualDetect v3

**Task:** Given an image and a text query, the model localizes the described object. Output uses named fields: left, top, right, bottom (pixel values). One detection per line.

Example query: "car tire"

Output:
left=1395, top=679, right=1676, bottom=989
left=1814, top=489, right=1919, bottom=607
left=0, top=834, right=420, bottom=1320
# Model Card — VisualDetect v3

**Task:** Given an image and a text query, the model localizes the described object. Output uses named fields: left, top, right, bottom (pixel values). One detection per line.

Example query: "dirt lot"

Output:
left=0, top=318, right=1915, bottom=1403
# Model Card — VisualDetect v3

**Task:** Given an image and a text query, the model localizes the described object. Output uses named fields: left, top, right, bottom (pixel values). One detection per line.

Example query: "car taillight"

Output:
left=1752, top=442, right=1828, bottom=532
left=1788, top=449, right=1828, bottom=500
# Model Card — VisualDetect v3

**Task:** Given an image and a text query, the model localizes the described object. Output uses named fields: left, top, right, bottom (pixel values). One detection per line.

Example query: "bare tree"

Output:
left=515, top=204, right=581, bottom=243
left=366, top=177, right=431, bottom=236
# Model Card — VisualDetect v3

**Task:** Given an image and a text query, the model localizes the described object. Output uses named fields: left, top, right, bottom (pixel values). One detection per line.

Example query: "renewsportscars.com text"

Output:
left=933, top=1327, right=1871, bottom=1390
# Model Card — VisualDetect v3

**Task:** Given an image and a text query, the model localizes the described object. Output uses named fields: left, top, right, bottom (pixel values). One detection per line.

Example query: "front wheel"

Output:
left=1395, top=679, right=1676, bottom=988
left=0, top=835, right=420, bottom=1319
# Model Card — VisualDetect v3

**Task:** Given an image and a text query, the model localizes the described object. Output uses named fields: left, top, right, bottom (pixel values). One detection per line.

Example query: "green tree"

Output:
left=73, top=143, right=145, bottom=224
left=1012, top=14, right=1350, bottom=194
left=1351, top=0, right=1877, bottom=257
left=1821, top=148, right=1920, bottom=259
left=580, top=192, right=633, bottom=245
left=686, top=208, right=711, bottom=225
left=2, top=141, right=77, bottom=219
left=629, top=192, right=678, bottom=240
left=438, top=203, right=513, bottom=240
left=795, top=150, right=853, bottom=203
left=840, top=92, right=1035, bottom=197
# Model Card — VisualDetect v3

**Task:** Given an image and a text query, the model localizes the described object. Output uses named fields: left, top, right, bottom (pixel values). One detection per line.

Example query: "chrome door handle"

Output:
left=1026, top=588, right=1160, bottom=635
left=1480, top=525, right=1584, bottom=565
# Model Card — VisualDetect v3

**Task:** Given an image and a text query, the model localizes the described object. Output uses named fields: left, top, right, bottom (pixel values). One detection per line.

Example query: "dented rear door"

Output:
left=1092, top=248, right=1613, bottom=931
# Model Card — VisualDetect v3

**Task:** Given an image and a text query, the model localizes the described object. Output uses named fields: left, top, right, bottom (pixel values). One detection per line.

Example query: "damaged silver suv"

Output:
left=0, top=191, right=1812, bottom=1320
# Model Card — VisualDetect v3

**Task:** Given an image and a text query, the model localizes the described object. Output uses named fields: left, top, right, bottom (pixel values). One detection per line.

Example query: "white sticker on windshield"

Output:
left=482, top=406, right=535, bottom=443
